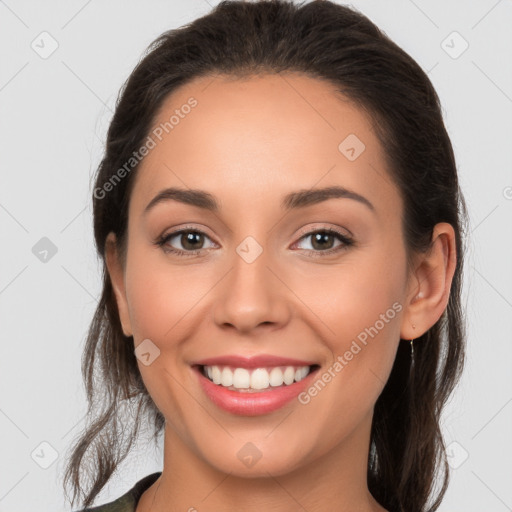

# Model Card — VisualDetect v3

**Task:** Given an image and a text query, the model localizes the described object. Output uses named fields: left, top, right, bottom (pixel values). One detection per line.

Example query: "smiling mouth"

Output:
left=196, top=364, right=321, bottom=392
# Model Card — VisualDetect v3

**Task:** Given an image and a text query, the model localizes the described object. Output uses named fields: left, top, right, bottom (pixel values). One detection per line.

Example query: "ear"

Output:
left=400, top=222, right=457, bottom=340
left=105, top=232, right=133, bottom=337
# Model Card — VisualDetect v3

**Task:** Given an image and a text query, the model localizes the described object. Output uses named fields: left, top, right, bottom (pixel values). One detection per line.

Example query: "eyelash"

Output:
left=154, top=225, right=354, bottom=258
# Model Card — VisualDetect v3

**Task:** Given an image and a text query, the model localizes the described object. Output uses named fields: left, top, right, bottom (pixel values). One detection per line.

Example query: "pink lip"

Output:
left=192, top=364, right=320, bottom=416
left=191, top=354, right=317, bottom=368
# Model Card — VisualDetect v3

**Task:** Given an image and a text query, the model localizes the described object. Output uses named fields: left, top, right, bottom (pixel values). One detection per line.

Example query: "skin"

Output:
left=105, top=72, right=456, bottom=512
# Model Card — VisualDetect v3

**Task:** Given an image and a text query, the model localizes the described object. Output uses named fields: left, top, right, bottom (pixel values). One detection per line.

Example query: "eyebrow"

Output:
left=143, top=185, right=375, bottom=215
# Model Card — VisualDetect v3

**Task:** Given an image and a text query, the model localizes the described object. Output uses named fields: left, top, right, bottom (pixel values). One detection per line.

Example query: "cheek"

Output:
left=289, top=240, right=405, bottom=342
left=123, top=251, right=214, bottom=429
left=288, top=239, right=406, bottom=403
left=288, top=271, right=404, bottom=455
left=124, top=249, right=214, bottom=341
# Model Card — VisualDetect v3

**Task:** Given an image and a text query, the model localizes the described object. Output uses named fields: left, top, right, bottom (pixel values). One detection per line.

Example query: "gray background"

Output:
left=1, top=0, right=511, bottom=510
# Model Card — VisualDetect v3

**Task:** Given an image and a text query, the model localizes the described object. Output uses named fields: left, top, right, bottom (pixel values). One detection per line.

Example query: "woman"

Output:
left=64, top=1, right=468, bottom=511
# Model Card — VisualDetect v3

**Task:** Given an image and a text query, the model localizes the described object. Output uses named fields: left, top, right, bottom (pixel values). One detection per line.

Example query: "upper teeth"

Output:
left=203, top=365, right=311, bottom=390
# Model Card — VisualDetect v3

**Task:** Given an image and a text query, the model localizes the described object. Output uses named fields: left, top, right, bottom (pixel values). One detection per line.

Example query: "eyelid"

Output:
left=292, top=223, right=353, bottom=242
left=157, top=224, right=218, bottom=247
left=290, top=225, right=353, bottom=256
left=159, top=224, right=217, bottom=241
left=158, top=224, right=351, bottom=244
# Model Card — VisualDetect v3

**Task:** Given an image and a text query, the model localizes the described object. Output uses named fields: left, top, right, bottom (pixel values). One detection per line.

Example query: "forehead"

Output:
left=129, top=72, right=398, bottom=219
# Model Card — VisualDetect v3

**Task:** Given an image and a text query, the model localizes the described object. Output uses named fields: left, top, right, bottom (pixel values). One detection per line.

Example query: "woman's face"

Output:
left=108, top=72, right=418, bottom=478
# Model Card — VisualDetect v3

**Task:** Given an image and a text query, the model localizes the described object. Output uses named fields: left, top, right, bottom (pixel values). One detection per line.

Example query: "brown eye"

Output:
left=156, top=228, right=216, bottom=256
left=179, top=231, right=205, bottom=250
left=294, top=229, right=354, bottom=257
left=310, top=232, right=336, bottom=250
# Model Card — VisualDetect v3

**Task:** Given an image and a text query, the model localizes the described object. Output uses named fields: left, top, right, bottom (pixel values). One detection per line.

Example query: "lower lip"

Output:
left=193, top=365, right=319, bottom=416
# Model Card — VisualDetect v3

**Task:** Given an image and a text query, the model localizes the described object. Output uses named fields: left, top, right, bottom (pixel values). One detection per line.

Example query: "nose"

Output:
left=213, top=242, right=292, bottom=334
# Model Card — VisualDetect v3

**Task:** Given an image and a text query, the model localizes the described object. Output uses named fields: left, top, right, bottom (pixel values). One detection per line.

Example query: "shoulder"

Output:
left=75, top=493, right=134, bottom=512
left=73, top=472, right=162, bottom=512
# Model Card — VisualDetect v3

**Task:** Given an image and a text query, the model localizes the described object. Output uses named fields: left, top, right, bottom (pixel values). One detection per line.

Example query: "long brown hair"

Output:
left=63, top=1, right=468, bottom=510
